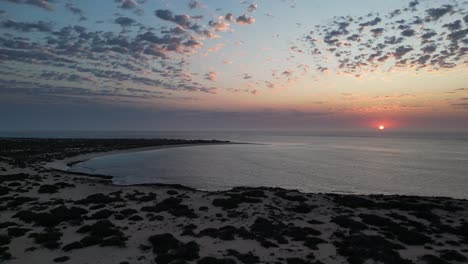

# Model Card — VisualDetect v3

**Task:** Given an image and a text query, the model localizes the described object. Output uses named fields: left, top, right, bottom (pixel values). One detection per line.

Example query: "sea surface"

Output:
left=35, top=130, right=468, bottom=199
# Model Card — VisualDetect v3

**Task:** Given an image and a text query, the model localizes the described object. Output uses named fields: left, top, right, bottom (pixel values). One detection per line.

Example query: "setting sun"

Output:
left=379, top=125, right=385, bottom=130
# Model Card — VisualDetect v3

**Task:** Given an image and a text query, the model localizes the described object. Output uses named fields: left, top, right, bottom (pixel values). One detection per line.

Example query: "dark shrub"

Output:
left=38, top=184, right=59, bottom=194
left=29, top=229, right=63, bottom=249
left=197, top=257, right=236, bottom=264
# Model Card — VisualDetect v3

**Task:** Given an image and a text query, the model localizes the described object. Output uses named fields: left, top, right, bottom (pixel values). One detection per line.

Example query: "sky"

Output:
left=0, top=0, right=467, bottom=131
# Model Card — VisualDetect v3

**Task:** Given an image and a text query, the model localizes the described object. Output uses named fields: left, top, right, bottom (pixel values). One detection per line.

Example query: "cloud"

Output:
left=202, top=43, right=225, bottom=56
left=189, top=0, right=202, bottom=9
left=115, top=0, right=138, bottom=10
left=265, top=81, right=275, bottom=89
left=0, top=80, right=168, bottom=101
left=143, top=44, right=168, bottom=58
left=137, top=29, right=201, bottom=55
left=393, top=46, right=413, bottom=59
left=447, top=28, right=468, bottom=42
left=299, top=1, right=467, bottom=76
left=359, top=17, right=382, bottom=28
left=1, top=19, right=53, bottom=32
left=184, top=39, right=202, bottom=49
left=401, top=29, right=415, bottom=37
left=114, top=16, right=137, bottom=27
left=409, top=1, right=420, bottom=9
left=443, top=20, right=462, bottom=31
left=247, top=4, right=257, bottom=13
left=155, top=9, right=202, bottom=32
left=421, top=44, right=437, bottom=54
left=199, top=87, right=217, bottom=94
left=451, top=102, right=468, bottom=108
left=209, top=20, right=230, bottom=32
left=426, top=5, right=454, bottom=21
left=205, top=71, right=217, bottom=81
left=370, top=28, right=384, bottom=37
left=0, top=48, right=74, bottom=64
left=65, top=2, right=86, bottom=21
left=224, top=13, right=235, bottom=22
left=236, top=14, right=255, bottom=25
left=1, top=0, right=54, bottom=11
left=40, top=71, right=93, bottom=83
left=281, top=70, right=291, bottom=77
left=161, top=26, right=186, bottom=35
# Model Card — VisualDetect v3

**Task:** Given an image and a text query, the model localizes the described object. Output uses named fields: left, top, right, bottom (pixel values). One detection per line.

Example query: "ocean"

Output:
left=24, top=130, right=466, bottom=199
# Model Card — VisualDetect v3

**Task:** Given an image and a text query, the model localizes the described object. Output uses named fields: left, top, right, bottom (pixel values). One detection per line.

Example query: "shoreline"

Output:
left=47, top=144, right=466, bottom=201
left=44, top=142, right=245, bottom=172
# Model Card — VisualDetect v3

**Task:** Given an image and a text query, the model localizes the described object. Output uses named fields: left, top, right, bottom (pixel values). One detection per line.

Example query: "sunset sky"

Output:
left=0, top=0, right=467, bottom=131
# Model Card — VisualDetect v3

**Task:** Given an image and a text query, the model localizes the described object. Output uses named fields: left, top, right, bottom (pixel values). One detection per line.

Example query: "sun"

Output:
left=379, top=125, right=385, bottom=130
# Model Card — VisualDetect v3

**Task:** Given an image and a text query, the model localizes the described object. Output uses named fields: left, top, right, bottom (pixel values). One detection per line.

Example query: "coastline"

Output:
left=45, top=142, right=243, bottom=172
left=50, top=143, right=467, bottom=200
left=0, top=138, right=467, bottom=264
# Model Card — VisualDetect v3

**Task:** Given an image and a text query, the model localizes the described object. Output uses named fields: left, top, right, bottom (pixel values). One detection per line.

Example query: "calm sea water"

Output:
left=56, top=131, right=468, bottom=199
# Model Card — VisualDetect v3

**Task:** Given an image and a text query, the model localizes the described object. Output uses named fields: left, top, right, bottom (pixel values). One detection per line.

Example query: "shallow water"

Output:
left=70, top=131, right=468, bottom=199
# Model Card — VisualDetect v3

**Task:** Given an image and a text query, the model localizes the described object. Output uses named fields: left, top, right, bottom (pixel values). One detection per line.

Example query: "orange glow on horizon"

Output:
left=379, top=125, right=385, bottom=130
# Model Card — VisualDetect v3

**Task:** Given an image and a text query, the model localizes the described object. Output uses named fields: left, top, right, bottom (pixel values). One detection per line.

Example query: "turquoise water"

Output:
left=69, top=131, right=468, bottom=198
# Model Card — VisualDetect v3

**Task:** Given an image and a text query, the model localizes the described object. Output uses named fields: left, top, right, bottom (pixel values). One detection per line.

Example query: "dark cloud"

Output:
left=0, top=79, right=168, bottom=101
left=39, top=71, right=93, bottom=83
left=443, top=20, right=462, bottom=31
left=115, top=0, right=138, bottom=10
left=161, top=26, right=186, bottom=35
left=224, top=13, right=235, bottom=22
left=1, top=19, right=53, bottom=32
left=389, top=9, right=402, bottom=19
left=421, top=31, right=437, bottom=40
left=0, top=48, right=74, bottom=64
left=155, top=9, right=202, bottom=32
left=421, top=44, right=437, bottom=54
left=426, top=5, right=454, bottom=21
left=409, top=1, right=419, bottom=9
left=384, top=36, right=404, bottom=45
left=359, top=17, right=381, bottom=27
left=65, top=2, right=86, bottom=21
left=1, top=0, right=55, bottom=11
left=143, top=44, right=167, bottom=58
left=236, top=14, right=255, bottom=25
left=183, top=39, right=201, bottom=48
left=370, top=28, right=384, bottom=37
left=447, top=28, right=468, bottom=42
left=247, top=4, right=257, bottom=13
left=401, top=29, right=416, bottom=37
left=189, top=0, right=202, bottom=9
left=208, top=20, right=230, bottom=32
left=451, top=102, right=468, bottom=108
left=199, top=87, right=217, bottom=94
left=114, top=16, right=137, bottom=27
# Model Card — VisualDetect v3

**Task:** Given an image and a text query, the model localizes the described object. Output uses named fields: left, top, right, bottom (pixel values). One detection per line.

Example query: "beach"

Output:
left=1, top=138, right=468, bottom=264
